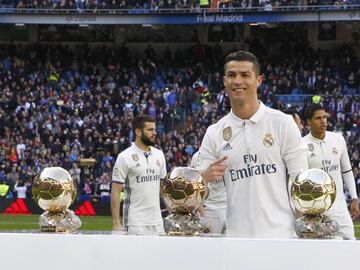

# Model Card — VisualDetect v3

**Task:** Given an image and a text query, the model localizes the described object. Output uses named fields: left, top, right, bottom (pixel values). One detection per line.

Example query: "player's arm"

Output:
left=111, top=182, right=123, bottom=231
left=281, top=116, right=308, bottom=178
left=198, top=129, right=227, bottom=183
left=201, top=157, right=227, bottom=183
left=111, top=155, right=127, bottom=231
left=340, top=136, right=359, bottom=220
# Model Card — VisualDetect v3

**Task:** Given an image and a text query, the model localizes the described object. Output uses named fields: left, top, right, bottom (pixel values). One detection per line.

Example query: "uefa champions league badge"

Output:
left=332, top=147, right=338, bottom=155
left=132, top=154, right=139, bottom=161
left=263, top=133, right=274, bottom=147
left=308, top=144, right=314, bottom=152
left=156, top=159, right=161, bottom=167
left=223, top=127, right=232, bottom=141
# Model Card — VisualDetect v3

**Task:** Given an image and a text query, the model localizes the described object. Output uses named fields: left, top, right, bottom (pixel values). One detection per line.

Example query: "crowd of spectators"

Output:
left=0, top=39, right=359, bottom=201
left=0, top=0, right=359, bottom=12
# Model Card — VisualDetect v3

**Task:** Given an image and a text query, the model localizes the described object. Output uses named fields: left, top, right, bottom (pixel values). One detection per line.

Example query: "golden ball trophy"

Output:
left=161, top=167, right=209, bottom=236
left=291, top=168, right=339, bottom=238
left=32, top=167, right=81, bottom=232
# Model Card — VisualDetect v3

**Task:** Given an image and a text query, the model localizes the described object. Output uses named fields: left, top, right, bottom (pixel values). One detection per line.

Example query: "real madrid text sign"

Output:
left=196, top=14, right=243, bottom=24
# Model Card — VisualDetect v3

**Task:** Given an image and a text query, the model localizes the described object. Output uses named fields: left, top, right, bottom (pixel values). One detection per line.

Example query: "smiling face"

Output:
left=223, top=60, right=263, bottom=106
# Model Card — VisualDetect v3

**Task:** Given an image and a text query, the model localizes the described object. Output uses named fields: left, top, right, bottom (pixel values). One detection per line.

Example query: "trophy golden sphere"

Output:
left=32, top=167, right=77, bottom=213
left=161, top=167, right=208, bottom=213
left=291, top=168, right=336, bottom=216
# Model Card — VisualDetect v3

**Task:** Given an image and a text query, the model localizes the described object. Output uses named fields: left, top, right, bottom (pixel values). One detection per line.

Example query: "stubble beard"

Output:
left=141, top=133, right=155, bottom=146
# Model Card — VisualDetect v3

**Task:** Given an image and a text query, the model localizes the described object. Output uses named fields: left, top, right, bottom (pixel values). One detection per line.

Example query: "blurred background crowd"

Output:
left=1, top=0, right=360, bottom=11
left=0, top=29, right=360, bottom=201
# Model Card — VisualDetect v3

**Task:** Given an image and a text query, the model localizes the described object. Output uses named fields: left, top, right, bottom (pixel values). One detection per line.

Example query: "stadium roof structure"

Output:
left=1, top=5, right=360, bottom=25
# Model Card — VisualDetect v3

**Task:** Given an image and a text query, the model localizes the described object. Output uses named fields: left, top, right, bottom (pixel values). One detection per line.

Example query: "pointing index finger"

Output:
left=211, top=156, right=228, bottom=166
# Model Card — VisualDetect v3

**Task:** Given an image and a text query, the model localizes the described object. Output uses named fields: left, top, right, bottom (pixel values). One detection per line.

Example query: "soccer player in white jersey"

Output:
left=111, top=114, right=167, bottom=235
left=191, top=151, right=226, bottom=234
left=198, top=51, right=308, bottom=238
left=303, top=104, right=360, bottom=239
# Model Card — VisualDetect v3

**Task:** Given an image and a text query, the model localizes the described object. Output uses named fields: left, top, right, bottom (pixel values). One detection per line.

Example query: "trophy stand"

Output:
left=295, top=214, right=339, bottom=239
left=40, top=209, right=82, bottom=233
left=164, top=211, right=209, bottom=236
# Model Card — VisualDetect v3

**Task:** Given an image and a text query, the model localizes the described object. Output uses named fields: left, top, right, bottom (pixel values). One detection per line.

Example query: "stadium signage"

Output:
left=196, top=14, right=243, bottom=23
left=65, top=15, right=97, bottom=23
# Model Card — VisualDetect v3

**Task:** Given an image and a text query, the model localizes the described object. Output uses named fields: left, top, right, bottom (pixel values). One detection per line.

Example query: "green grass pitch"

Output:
left=0, top=214, right=112, bottom=231
left=0, top=214, right=360, bottom=238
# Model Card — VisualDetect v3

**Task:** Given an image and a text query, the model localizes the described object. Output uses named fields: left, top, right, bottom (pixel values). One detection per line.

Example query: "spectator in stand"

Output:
left=14, top=180, right=27, bottom=199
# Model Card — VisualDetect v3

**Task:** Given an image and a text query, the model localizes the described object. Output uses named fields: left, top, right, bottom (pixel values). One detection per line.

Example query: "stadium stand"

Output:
left=0, top=3, right=359, bottom=206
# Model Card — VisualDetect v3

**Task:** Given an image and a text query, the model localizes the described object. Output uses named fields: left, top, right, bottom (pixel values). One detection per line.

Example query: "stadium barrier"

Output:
left=0, top=198, right=111, bottom=216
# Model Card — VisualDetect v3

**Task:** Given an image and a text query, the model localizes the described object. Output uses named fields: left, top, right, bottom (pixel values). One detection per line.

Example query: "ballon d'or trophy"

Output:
left=161, top=167, right=209, bottom=236
left=291, top=168, right=339, bottom=238
left=32, top=167, right=81, bottom=232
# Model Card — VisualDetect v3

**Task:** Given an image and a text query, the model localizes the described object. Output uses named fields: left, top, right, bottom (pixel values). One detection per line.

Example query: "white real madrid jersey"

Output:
left=302, top=132, right=357, bottom=215
left=112, top=143, right=167, bottom=227
left=191, top=151, right=227, bottom=216
left=198, top=102, right=308, bottom=238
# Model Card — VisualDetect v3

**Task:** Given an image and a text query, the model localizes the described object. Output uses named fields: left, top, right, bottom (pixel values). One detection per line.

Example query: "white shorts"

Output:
left=327, top=207, right=355, bottom=240
left=206, top=216, right=226, bottom=234
left=126, top=224, right=165, bottom=235
left=205, top=207, right=226, bottom=234
left=333, top=216, right=355, bottom=240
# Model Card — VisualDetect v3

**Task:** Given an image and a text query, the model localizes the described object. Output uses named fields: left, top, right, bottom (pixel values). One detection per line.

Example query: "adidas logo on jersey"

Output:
left=310, top=153, right=316, bottom=158
left=222, top=143, right=233, bottom=151
left=136, top=163, right=141, bottom=167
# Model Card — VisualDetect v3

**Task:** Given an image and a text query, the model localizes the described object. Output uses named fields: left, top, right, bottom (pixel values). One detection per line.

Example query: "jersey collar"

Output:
left=229, top=100, right=265, bottom=124
left=308, top=132, right=327, bottom=143
left=132, top=142, right=152, bottom=154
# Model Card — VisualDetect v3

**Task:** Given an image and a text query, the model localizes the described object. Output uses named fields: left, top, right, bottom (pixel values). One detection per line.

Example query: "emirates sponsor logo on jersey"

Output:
left=136, top=168, right=161, bottom=183
left=223, top=127, right=232, bottom=141
left=263, top=133, right=274, bottom=147
left=321, top=160, right=339, bottom=172
left=308, top=143, right=314, bottom=152
left=332, top=147, right=338, bottom=155
left=229, top=154, right=277, bottom=181
left=132, top=154, right=139, bottom=161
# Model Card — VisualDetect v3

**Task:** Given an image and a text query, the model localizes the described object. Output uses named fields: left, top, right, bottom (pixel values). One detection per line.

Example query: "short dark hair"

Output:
left=133, top=114, right=155, bottom=131
left=283, top=107, right=299, bottom=119
left=224, top=51, right=261, bottom=76
left=304, top=104, right=325, bottom=120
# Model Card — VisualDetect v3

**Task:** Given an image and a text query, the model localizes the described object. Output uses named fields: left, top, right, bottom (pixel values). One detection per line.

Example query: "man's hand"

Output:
left=112, top=223, right=123, bottom=231
left=350, top=198, right=360, bottom=220
left=202, top=157, right=228, bottom=183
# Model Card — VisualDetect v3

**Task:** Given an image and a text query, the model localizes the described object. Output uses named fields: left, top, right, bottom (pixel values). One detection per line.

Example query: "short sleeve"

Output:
left=112, top=154, right=127, bottom=184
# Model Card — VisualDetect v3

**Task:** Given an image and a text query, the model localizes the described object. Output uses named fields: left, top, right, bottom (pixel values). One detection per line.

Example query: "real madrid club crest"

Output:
left=332, top=147, right=338, bottom=155
left=132, top=154, right=139, bottom=161
left=223, top=127, right=232, bottom=141
left=263, top=133, right=274, bottom=147
left=308, top=144, right=314, bottom=152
